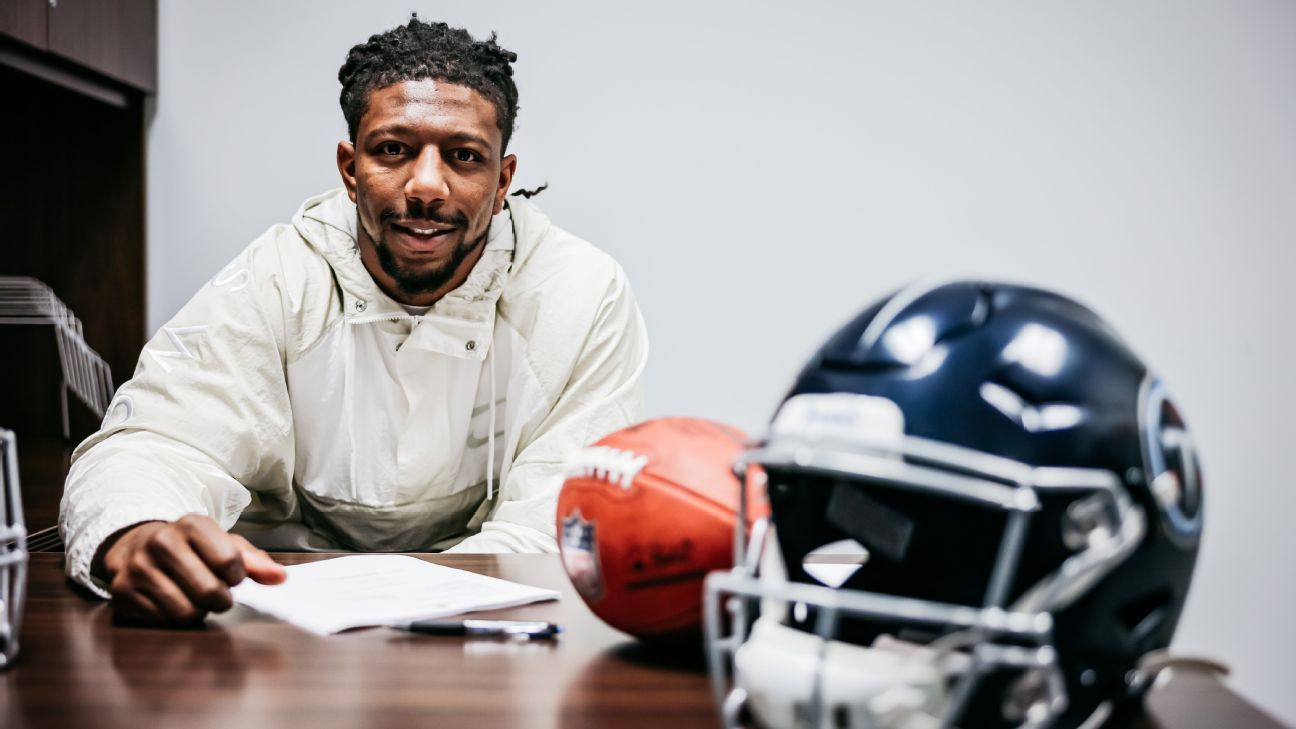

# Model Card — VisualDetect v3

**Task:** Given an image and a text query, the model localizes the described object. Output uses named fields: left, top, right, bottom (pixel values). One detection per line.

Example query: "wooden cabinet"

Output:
left=0, top=0, right=154, bottom=530
left=0, top=0, right=155, bottom=93
left=0, top=0, right=48, bottom=50
left=48, top=0, right=157, bottom=92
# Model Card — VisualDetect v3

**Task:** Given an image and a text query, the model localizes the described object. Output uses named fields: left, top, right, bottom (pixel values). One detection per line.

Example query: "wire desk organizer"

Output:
left=0, top=276, right=115, bottom=439
left=0, top=427, right=27, bottom=669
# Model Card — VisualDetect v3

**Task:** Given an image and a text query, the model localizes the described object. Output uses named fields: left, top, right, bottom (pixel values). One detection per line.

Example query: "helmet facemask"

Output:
left=704, top=393, right=1149, bottom=729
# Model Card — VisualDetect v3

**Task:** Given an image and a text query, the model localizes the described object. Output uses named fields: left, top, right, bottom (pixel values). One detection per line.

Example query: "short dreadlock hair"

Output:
left=338, top=16, right=519, bottom=153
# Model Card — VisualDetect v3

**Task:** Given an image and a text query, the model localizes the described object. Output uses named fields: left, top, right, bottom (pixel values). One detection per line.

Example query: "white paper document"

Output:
left=230, top=555, right=561, bottom=635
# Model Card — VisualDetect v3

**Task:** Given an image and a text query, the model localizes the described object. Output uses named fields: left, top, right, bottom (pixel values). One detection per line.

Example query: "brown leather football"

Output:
left=557, top=417, right=767, bottom=641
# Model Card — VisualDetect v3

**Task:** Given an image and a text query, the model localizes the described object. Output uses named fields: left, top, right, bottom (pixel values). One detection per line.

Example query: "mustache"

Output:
left=378, top=204, right=469, bottom=228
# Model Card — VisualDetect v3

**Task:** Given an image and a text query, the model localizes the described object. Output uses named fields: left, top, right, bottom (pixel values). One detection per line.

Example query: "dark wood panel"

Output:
left=10, top=435, right=71, bottom=532
left=0, top=63, right=145, bottom=442
left=0, top=0, right=48, bottom=50
left=47, top=0, right=155, bottom=93
left=0, top=554, right=1287, bottom=729
left=0, top=39, right=131, bottom=107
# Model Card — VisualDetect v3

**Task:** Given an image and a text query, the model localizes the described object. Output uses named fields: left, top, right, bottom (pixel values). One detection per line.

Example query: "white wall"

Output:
left=150, top=1, right=1296, bottom=722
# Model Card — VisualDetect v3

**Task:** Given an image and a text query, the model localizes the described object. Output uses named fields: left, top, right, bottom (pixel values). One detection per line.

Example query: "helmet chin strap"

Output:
left=867, top=692, right=947, bottom=729
left=865, top=631, right=981, bottom=729
left=734, top=618, right=961, bottom=729
left=731, top=526, right=963, bottom=729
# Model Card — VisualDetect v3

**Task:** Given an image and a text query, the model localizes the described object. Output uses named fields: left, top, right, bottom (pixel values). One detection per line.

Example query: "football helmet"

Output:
left=1, top=428, right=28, bottom=670
left=704, top=281, right=1201, bottom=729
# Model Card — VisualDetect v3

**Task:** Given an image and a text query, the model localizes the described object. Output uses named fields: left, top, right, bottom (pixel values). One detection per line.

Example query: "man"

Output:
left=58, top=18, right=648, bottom=626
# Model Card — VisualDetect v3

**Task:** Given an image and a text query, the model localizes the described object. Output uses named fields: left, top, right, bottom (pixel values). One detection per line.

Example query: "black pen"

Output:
left=393, top=619, right=562, bottom=639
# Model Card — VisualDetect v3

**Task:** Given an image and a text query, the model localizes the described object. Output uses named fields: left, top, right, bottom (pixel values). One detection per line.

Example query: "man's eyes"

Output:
left=372, top=144, right=482, bottom=163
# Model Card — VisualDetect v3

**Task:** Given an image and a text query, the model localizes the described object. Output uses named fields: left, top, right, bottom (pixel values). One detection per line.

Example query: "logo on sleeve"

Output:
left=147, top=325, right=209, bottom=373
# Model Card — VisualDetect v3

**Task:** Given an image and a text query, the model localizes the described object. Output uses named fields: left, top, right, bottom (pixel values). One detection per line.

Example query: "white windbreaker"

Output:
left=60, top=188, right=648, bottom=597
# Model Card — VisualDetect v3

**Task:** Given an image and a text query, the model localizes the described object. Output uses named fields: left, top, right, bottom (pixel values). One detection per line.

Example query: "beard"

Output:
left=373, top=226, right=487, bottom=296
left=368, top=200, right=488, bottom=297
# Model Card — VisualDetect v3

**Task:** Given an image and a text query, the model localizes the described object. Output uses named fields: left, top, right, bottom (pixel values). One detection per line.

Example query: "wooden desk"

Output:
left=1, top=554, right=1286, bottom=729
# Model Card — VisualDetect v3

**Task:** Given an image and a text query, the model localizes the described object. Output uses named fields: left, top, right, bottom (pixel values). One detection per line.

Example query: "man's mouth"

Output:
left=391, top=221, right=456, bottom=240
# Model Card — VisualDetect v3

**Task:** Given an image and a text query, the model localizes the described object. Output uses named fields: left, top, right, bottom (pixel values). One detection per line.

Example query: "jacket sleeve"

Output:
left=59, top=238, right=296, bottom=597
left=447, top=264, right=648, bottom=554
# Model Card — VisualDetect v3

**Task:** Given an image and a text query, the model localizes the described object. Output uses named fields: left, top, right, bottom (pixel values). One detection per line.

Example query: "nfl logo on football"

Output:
left=561, top=511, right=603, bottom=602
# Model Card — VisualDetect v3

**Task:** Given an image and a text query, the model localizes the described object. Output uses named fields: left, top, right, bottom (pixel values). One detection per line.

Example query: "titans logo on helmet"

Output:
left=1141, top=378, right=1203, bottom=547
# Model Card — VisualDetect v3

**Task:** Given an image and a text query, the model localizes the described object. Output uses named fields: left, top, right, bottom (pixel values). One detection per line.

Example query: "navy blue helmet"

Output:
left=705, top=281, right=1201, bottom=729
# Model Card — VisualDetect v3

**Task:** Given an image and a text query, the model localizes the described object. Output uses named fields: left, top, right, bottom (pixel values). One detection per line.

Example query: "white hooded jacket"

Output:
left=60, top=189, right=648, bottom=597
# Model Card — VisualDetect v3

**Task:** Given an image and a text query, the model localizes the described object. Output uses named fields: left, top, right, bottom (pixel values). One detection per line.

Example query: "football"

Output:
left=557, top=417, right=767, bottom=641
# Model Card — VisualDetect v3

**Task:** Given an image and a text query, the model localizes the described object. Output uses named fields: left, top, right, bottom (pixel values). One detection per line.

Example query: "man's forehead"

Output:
left=360, top=79, right=499, bottom=141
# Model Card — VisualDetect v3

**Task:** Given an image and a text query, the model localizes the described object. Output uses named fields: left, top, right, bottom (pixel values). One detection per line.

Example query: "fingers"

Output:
left=232, top=535, right=287, bottom=585
left=109, top=576, right=164, bottom=624
left=111, top=547, right=204, bottom=625
left=135, top=559, right=206, bottom=625
left=106, top=515, right=267, bottom=627
left=147, top=530, right=235, bottom=613
left=180, top=514, right=247, bottom=586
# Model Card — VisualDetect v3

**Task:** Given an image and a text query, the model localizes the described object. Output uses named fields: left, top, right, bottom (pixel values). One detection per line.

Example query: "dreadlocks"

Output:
left=338, top=16, right=519, bottom=152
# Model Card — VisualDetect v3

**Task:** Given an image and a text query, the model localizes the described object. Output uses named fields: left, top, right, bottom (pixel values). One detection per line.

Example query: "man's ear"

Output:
left=494, top=153, right=518, bottom=214
left=337, top=140, right=358, bottom=202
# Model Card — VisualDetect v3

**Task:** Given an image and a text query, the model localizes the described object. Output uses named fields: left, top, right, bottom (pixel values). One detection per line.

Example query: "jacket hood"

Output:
left=289, top=188, right=553, bottom=320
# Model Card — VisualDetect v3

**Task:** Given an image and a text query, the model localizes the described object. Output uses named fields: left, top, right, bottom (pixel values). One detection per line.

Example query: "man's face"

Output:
left=337, top=79, right=517, bottom=305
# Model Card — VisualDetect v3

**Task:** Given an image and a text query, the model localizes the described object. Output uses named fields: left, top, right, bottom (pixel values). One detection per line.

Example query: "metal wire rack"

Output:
left=1, top=427, right=28, bottom=669
left=0, top=276, right=115, bottom=438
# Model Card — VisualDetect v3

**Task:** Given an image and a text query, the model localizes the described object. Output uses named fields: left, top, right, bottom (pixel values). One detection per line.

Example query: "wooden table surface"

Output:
left=1, top=553, right=1286, bottom=729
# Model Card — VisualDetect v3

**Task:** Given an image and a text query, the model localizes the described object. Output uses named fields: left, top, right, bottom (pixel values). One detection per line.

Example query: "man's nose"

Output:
left=405, top=147, right=450, bottom=206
